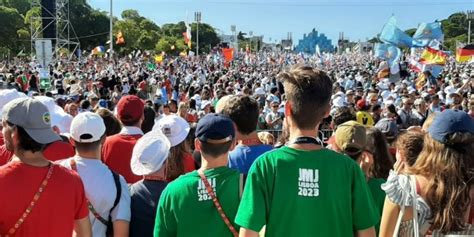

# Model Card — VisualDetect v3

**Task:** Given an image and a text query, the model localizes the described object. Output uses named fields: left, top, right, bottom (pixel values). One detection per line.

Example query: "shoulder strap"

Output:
left=69, top=159, right=112, bottom=226
left=198, top=170, right=238, bottom=237
left=392, top=176, right=409, bottom=237
left=410, top=175, right=420, bottom=237
left=110, top=171, right=122, bottom=214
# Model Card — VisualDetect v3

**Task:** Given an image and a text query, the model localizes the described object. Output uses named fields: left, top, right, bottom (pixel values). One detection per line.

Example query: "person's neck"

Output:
left=13, top=150, right=50, bottom=167
left=238, top=131, right=261, bottom=145
left=287, top=126, right=322, bottom=151
left=76, top=150, right=101, bottom=160
left=199, top=156, right=228, bottom=171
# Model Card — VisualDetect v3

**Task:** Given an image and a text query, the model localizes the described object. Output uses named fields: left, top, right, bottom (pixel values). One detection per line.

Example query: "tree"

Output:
left=0, top=6, right=25, bottom=51
left=190, top=23, right=220, bottom=54
left=155, top=36, right=186, bottom=55
left=1, top=0, right=30, bottom=16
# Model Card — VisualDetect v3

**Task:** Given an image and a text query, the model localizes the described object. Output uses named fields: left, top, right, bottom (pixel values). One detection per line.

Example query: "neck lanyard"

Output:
left=239, top=138, right=262, bottom=146
left=197, top=170, right=238, bottom=237
left=143, top=175, right=167, bottom=182
left=289, top=136, right=320, bottom=145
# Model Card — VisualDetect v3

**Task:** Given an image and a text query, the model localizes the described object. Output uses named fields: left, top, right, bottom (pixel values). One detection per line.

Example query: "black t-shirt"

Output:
left=129, top=180, right=167, bottom=237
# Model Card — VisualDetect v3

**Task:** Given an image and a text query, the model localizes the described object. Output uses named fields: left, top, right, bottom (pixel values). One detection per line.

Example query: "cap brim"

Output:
left=131, top=154, right=166, bottom=176
left=24, top=128, right=61, bottom=144
left=168, top=126, right=190, bottom=147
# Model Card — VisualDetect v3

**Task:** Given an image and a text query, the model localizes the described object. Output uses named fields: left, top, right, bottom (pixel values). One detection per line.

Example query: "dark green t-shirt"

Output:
left=235, top=146, right=378, bottom=237
left=154, top=167, right=240, bottom=237
left=367, top=177, right=386, bottom=234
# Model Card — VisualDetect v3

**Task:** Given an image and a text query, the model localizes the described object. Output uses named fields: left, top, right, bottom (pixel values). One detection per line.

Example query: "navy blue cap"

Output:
left=196, top=113, right=235, bottom=143
left=428, top=109, right=474, bottom=144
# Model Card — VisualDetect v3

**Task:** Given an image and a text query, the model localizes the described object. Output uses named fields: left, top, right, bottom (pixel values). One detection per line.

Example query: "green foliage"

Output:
left=0, top=6, right=25, bottom=51
left=190, top=23, right=220, bottom=54
left=155, top=35, right=186, bottom=55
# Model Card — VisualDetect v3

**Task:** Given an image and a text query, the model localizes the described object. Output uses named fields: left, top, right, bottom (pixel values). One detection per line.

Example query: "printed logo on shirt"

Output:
left=197, top=178, right=216, bottom=201
left=298, top=168, right=319, bottom=197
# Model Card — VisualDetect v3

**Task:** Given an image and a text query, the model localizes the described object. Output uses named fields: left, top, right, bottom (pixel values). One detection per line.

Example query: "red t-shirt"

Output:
left=0, top=145, right=13, bottom=166
left=102, top=134, right=142, bottom=184
left=0, top=162, right=88, bottom=236
left=166, top=152, right=196, bottom=182
left=43, top=141, right=75, bottom=162
left=0, top=133, right=4, bottom=146
left=0, top=141, right=76, bottom=166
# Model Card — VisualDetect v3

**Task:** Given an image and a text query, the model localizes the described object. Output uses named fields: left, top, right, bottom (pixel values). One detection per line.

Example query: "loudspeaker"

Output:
left=41, top=0, right=56, bottom=39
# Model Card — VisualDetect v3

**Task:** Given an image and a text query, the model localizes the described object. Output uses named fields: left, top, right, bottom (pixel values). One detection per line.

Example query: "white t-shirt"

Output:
left=58, top=157, right=131, bottom=237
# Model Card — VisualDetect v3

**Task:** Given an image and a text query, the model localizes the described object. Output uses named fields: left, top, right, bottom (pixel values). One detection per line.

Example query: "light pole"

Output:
left=194, top=12, right=201, bottom=56
left=231, top=25, right=236, bottom=50
left=467, top=10, right=474, bottom=44
left=249, top=31, right=253, bottom=52
left=109, top=0, right=113, bottom=56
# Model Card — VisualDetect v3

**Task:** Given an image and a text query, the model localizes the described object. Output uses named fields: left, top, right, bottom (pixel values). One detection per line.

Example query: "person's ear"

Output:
left=323, top=103, right=331, bottom=119
left=52, top=125, right=61, bottom=135
left=284, top=101, right=292, bottom=117
left=194, top=138, right=201, bottom=152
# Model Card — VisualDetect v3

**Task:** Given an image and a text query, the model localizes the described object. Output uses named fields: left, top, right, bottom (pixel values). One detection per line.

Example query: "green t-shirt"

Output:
left=154, top=166, right=240, bottom=237
left=235, top=146, right=378, bottom=237
left=367, top=177, right=386, bottom=235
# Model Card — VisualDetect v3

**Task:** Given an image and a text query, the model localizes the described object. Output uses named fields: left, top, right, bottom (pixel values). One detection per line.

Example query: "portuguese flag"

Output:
left=456, top=44, right=474, bottom=63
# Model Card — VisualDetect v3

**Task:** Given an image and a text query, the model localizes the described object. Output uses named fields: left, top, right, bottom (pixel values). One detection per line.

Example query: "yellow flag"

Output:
left=154, top=55, right=163, bottom=63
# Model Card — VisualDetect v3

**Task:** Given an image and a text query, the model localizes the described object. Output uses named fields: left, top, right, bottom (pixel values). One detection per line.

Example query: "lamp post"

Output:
left=194, top=12, right=201, bottom=56
left=467, top=10, right=474, bottom=44
left=231, top=25, right=236, bottom=50
left=109, top=0, right=113, bottom=56
left=249, top=31, right=253, bottom=52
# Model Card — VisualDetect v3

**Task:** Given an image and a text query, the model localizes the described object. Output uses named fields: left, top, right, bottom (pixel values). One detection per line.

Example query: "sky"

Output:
left=88, top=0, right=472, bottom=45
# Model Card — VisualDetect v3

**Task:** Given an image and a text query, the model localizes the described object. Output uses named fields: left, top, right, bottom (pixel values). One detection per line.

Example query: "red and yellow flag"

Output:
left=116, top=31, right=125, bottom=45
left=456, top=44, right=474, bottom=63
left=419, top=47, right=447, bottom=65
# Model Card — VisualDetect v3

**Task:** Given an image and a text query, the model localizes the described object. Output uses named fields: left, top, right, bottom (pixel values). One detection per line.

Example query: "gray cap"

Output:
left=2, top=98, right=61, bottom=144
left=375, top=118, right=398, bottom=139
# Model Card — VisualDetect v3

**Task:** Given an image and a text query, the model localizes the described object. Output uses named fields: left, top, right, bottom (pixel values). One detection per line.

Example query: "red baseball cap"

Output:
left=117, top=95, right=144, bottom=123
left=356, top=99, right=366, bottom=110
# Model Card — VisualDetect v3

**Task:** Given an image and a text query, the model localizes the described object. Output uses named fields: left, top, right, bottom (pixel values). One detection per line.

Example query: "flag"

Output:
left=147, top=63, right=156, bottom=70
left=455, top=44, right=474, bottom=63
left=183, top=21, right=192, bottom=48
left=91, top=46, right=105, bottom=55
left=379, top=16, right=416, bottom=48
left=154, top=55, right=163, bottom=64
left=222, top=48, right=234, bottom=67
left=116, top=31, right=125, bottom=45
left=419, top=47, right=447, bottom=65
left=179, top=51, right=187, bottom=57
left=374, top=43, right=401, bottom=70
left=412, top=22, right=443, bottom=41
left=408, top=57, right=423, bottom=72
left=315, top=44, right=321, bottom=57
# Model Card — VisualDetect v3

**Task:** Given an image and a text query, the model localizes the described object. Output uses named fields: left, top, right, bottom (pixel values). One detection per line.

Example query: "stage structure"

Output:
left=30, top=0, right=80, bottom=63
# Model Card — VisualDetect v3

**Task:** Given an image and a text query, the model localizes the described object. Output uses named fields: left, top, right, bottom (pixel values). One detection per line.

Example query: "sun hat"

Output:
left=2, top=98, right=60, bottom=144
left=70, top=112, right=106, bottom=143
left=131, top=131, right=171, bottom=175
left=153, top=115, right=190, bottom=147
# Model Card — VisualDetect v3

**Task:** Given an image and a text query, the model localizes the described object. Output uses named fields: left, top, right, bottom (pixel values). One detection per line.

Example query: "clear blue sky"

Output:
left=88, top=0, right=472, bottom=45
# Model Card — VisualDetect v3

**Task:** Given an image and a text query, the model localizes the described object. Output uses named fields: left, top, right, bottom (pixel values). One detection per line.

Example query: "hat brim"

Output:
left=167, top=126, right=191, bottom=147
left=24, top=127, right=61, bottom=144
left=131, top=152, right=168, bottom=176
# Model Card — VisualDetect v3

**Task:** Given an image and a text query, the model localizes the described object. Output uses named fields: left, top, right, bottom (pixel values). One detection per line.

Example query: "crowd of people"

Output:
left=0, top=50, right=473, bottom=237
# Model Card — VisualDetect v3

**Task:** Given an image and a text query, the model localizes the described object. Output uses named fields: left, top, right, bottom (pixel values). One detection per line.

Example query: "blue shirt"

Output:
left=228, top=144, right=273, bottom=174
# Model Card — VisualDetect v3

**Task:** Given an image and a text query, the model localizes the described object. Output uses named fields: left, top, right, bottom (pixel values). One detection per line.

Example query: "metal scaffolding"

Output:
left=30, top=0, right=80, bottom=61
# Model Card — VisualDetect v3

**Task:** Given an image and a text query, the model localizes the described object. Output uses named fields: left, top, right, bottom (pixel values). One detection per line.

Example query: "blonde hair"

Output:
left=258, top=132, right=275, bottom=145
left=407, top=133, right=474, bottom=232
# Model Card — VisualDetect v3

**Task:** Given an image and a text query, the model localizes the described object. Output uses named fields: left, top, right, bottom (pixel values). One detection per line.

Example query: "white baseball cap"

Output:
left=70, top=112, right=106, bottom=143
left=0, top=89, right=27, bottom=116
left=131, top=131, right=171, bottom=176
left=152, top=115, right=190, bottom=147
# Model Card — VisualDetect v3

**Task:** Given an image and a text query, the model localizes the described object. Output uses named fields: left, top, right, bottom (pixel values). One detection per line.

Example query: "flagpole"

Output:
left=109, top=0, right=113, bottom=56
